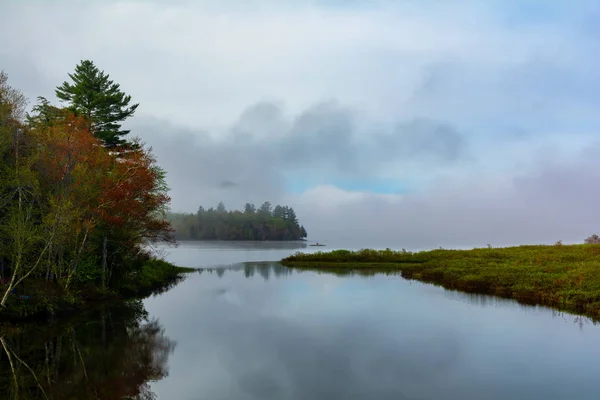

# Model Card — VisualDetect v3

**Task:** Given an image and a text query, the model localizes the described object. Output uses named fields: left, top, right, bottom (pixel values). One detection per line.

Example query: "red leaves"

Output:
left=35, top=113, right=109, bottom=196
left=97, top=141, right=174, bottom=243
left=32, top=111, right=173, bottom=245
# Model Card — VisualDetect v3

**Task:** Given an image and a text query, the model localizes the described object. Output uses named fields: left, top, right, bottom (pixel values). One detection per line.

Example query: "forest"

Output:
left=168, top=201, right=308, bottom=241
left=0, top=61, right=185, bottom=319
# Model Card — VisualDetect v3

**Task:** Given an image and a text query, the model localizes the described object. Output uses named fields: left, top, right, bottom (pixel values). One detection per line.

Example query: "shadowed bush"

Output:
left=584, top=234, right=600, bottom=244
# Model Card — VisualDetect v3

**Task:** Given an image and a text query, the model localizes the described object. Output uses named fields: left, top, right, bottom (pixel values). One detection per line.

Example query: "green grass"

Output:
left=281, top=244, right=600, bottom=321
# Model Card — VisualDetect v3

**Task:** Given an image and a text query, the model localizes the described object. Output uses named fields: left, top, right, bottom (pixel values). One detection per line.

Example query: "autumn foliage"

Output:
left=0, top=71, right=175, bottom=310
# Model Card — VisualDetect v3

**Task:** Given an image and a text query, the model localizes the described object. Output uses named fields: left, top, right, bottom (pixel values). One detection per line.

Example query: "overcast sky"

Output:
left=2, top=0, right=600, bottom=248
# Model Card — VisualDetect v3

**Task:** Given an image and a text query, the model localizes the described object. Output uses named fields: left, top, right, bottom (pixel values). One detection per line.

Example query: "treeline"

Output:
left=0, top=61, right=175, bottom=316
left=168, top=201, right=308, bottom=241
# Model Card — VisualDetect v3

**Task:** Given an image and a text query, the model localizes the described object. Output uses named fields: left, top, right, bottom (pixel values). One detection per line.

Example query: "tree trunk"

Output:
left=102, top=235, right=108, bottom=290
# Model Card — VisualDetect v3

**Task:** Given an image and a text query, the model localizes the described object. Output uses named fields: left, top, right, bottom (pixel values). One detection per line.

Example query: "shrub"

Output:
left=584, top=234, right=600, bottom=244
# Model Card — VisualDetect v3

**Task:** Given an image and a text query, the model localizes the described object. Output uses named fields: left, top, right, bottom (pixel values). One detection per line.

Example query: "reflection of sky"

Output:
left=144, top=249, right=600, bottom=400
left=154, top=241, right=435, bottom=270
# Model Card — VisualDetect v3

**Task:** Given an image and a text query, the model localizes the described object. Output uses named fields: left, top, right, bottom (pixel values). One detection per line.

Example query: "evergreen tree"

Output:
left=258, top=201, right=272, bottom=216
left=300, top=225, right=308, bottom=238
left=272, top=205, right=284, bottom=219
left=288, top=207, right=298, bottom=225
left=55, top=60, right=139, bottom=148
left=244, top=203, right=256, bottom=214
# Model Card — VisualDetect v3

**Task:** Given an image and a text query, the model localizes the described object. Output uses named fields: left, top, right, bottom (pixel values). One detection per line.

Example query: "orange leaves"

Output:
left=30, top=110, right=173, bottom=245
left=34, top=113, right=109, bottom=193
left=97, top=143, right=173, bottom=242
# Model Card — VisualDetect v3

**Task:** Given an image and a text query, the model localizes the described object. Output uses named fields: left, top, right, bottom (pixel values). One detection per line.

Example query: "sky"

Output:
left=1, top=0, right=600, bottom=248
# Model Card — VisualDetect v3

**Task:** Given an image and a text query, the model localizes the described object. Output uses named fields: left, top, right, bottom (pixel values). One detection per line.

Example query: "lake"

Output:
left=2, top=240, right=600, bottom=399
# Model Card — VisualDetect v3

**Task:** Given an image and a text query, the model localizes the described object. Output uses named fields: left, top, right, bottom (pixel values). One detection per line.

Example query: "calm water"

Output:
left=2, top=241, right=600, bottom=399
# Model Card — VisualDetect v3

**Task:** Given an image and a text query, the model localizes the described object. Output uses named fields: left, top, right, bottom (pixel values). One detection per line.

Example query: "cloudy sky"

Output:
left=2, top=0, right=600, bottom=248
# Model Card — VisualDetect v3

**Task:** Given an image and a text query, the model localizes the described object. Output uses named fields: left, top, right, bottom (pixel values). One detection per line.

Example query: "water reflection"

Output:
left=147, top=261, right=600, bottom=399
left=177, top=240, right=308, bottom=251
left=199, top=262, right=296, bottom=280
left=0, top=301, right=175, bottom=400
left=198, top=262, right=408, bottom=280
left=198, top=262, right=599, bottom=328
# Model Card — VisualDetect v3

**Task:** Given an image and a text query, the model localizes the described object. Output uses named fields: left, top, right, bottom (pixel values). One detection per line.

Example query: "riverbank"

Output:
left=0, top=259, right=197, bottom=322
left=281, top=244, right=600, bottom=321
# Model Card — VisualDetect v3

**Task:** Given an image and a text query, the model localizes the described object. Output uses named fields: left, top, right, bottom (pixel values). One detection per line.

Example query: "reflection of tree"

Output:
left=196, top=263, right=297, bottom=281
left=258, top=266, right=270, bottom=281
left=241, top=263, right=294, bottom=281
left=0, top=300, right=176, bottom=399
left=198, top=263, right=406, bottom=282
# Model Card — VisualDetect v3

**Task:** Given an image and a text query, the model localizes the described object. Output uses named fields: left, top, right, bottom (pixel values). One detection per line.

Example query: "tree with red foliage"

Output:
left=96, top=139, right=174, bottom=287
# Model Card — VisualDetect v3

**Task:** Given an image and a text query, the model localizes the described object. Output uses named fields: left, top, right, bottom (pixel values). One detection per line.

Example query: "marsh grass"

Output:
left=281, top=244, right=600, bottom=321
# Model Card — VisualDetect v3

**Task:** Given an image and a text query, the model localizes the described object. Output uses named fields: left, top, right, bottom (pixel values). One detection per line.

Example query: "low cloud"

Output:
left=291, top=147, right=600, bottom=248
left=134, top=102, right=600, bottom=249
left=133, top=102, right=470, bottom=212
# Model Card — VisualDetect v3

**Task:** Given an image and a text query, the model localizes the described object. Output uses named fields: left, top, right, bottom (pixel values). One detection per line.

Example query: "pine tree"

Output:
left=272, top=205, right=284, bottom=219
left=287, top=207, right=298, bottom=225
left=258, top=201, right=272, bottom=216
left=55, top=60, right=139, bottom=148
left=300, top=225, right=308, bottom=238
left=244, top=203, right=256, bottom=214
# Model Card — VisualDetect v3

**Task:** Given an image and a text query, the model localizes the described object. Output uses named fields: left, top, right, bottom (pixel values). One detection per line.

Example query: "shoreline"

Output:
left=0, top=260, right=197, bottom=323
left=173, top=238, right=308, bottom=242
left=281, top=244, right=600, bottom=322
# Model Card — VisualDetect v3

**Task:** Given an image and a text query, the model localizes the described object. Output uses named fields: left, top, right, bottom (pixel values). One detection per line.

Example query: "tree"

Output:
left=0, top=68, right=178, bottom=316
left=0, top=72, right=42, bottom=306
left=287, top=207, right=298, bottom=225
left=300, top=225, right=307, bottom=238
left=97, top=140, right=174, bottom=266
left=258, top=201, right=272, bottom=216
left=585, top=234, right=600, bottom=244
left=243, top=203, right=256, bottom=214
left=55, top=60, right=139, bottom=148
left=29, top=106, right=113, bottom=289
left=216, top=201, right=226, bottom=213
left=0, top=73, right=67, bottom=306
left=272, top=205, right=284, bottom=219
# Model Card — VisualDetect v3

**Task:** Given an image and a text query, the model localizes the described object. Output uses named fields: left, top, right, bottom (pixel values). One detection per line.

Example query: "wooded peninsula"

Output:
left=0, top=61, right=191, bottom=320
left=168, top=202, right=308, bottom=241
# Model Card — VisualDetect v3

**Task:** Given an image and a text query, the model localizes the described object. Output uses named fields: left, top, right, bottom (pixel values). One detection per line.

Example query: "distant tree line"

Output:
left=168, top=201, right=308, bottom=241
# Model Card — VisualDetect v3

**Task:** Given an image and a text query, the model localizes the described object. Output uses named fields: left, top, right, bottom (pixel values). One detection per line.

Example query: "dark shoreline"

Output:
left=174, top=238, right=308, bottom=242
left=0, top=261, right=197, bottom=323
left=281, top=245, right=600, bottom=322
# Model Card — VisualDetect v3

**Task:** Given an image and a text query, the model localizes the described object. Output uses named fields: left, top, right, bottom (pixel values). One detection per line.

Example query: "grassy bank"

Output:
left=282, top=244, right=600, bottom=321
left=0, top=259, right=197, bottom=322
